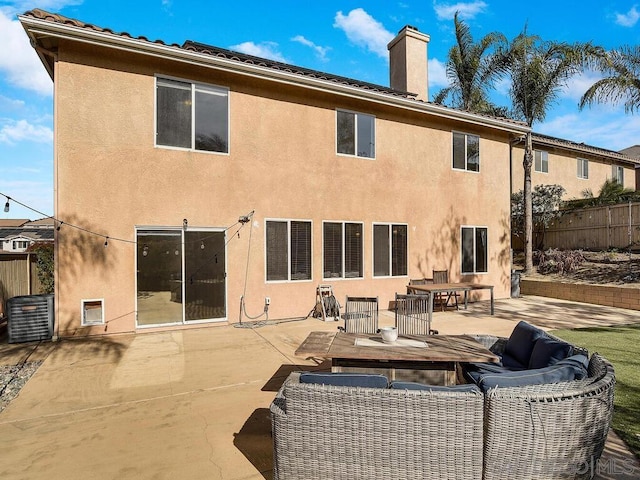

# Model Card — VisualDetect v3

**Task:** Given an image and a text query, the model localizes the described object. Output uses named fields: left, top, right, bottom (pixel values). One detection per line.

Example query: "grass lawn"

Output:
left=552, top=323, right=640, bottom=460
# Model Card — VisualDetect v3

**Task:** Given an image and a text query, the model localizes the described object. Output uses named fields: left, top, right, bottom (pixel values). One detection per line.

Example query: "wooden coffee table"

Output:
left=295, top=331, right=499, bottom=385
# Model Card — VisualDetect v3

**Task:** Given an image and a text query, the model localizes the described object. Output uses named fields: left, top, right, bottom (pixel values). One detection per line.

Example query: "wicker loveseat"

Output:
left=270, top=372, right=485, bottom=480
left=271, top=323, right=616, bottom=480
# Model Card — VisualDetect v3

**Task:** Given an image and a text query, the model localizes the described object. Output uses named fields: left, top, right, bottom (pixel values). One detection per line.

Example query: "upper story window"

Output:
left=266, top=220, right=312, bottom=282
left=612, top=165, right=624, bottom=184
left=534, top=150, right=549, bottom=173
left=373, top=223, right=408, bottom=277
left=453, top=132, right=480, bottom=172
left=336, top=110, right=375, bottom=158
left=577, top=158, right=589, bottom=179
left=323, top=222, right=364, bottom=279
left=156, top=77, right=229, bottom=153
left=461, top=226, right=488, bottom=274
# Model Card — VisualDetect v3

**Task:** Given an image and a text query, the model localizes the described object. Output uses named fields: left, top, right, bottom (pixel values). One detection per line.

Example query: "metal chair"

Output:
left=339, top=296, right=379, bottom=334
left=432, top=269, right=459, bottom=311
left=395, top=293, right=438, bottom=335
left=408, top=277, right=431, bottom=295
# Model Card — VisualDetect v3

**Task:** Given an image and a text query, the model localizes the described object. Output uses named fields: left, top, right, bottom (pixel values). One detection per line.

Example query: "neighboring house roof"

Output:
left=514, top=133, right=640, bottom=167
left=620, top=145, right=640, bottom=159
left=0, top=229, right=54, bottom=242
left=0, top=219, right=31, bottom=228
left=24, top=218, right=55, bottom=228
left=20, top=8, right=530, bottom=135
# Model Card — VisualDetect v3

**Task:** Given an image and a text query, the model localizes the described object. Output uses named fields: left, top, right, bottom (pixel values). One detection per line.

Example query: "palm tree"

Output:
left=433, top=12, right=506, bottom=115
left=580, top=45, right=640, bottom=113
left=497, top=28, right=599, bottom=272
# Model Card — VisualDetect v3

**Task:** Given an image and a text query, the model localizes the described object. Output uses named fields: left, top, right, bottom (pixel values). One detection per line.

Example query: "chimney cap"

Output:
left=388, top=25, right=430, bottom=50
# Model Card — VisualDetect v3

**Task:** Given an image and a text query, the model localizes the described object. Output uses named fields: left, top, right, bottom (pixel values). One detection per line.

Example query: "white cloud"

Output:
left=428, top=58, right=448, bottom=89
left=433, top=1, right=488, bottom=21
left=291, top=35, right=330, bottom=61
left=537, top=109, right=640, bottom=152
left=333, top=8, right=394, bottom=58
left=0, top=1, right=83, bottom=16
left=0, top=119, right=53, bottom=145
left=561, top=69, right=603, bottom=102
left=615, top=5, right=640, bottom=27
left=0, top=11, right=53, bottom=96
left=229, top=41, right=288, bottom=63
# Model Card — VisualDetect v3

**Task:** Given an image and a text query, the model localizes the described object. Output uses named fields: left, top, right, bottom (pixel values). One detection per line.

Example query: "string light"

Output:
left=0, top=190, right=251, bottom=251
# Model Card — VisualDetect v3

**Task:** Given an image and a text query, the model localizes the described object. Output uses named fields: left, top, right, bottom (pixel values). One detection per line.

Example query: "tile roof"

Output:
left=182, top=40, right=413, bottom=98
left=21, top=8, right=528, bottom=131
left=528, top=133, right=640, bottom=165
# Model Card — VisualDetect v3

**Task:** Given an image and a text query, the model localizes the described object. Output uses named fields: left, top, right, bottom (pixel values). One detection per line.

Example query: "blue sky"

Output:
left=1, top=0, right=639, bottom=219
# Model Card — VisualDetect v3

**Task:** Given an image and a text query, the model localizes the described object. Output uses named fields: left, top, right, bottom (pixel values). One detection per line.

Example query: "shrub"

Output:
left=534, top=249, right=586, bottom=275
left=26, top=242, right=54, bottom=294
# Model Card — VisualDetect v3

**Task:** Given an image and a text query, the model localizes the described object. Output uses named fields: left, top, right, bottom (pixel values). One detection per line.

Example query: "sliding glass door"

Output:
left=136, top=228, right=226, bottom=327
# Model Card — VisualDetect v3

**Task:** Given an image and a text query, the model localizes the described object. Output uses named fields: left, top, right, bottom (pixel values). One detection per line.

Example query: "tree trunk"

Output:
left=523, top=132, right=534, bottom=272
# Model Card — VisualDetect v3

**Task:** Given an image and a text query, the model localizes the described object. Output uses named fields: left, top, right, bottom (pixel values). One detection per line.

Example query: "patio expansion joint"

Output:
left=0, top=378, right=266, bottom=427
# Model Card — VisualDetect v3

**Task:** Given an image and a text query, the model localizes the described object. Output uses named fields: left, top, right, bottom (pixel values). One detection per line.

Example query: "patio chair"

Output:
left=395, top=293, right=438, bottom=335
left=408, top=277, right=431, bottom=295
left=432, top=269, right=459, bottom=311
left=339, top=296, right=379, bottom=334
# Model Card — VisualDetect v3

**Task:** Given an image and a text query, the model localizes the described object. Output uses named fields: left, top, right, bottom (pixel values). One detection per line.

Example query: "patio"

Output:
left=0, top=295, right=638, bottom=479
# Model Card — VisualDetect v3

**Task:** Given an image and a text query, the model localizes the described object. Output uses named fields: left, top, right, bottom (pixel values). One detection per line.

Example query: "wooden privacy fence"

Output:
left=0, top=253, right=44, bottom=317
left=544, top=202, right=640, bottom=251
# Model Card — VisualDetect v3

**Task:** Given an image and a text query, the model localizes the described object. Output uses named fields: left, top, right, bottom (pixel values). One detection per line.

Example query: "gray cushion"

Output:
left=528, top=337, right=573, bottom=369
left=503, top=321, right=545, bottom=368
left=299, top=372, right=389, bottom=388
left=557, top=354, right=589, bottom=379
left=390, top=381, right=480, bottom=393
left=472, top=363, right=579, bottom=392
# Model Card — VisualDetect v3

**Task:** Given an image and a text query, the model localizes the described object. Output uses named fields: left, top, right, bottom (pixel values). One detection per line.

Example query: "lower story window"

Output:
left=373, top=223, right=407, bottom=277
left=462, top=226, right=488, bottom=274
left=323, top=222, right=363, bottom=279
left=266, top=220, right=312, bottom=281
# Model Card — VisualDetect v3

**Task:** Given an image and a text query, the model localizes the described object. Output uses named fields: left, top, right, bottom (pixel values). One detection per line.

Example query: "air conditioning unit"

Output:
left=7, top=294, right=55, bottom=343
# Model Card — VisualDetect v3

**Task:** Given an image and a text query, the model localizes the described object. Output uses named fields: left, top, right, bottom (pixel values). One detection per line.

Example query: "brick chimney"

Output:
left=387, top=25, right=430, bottom=101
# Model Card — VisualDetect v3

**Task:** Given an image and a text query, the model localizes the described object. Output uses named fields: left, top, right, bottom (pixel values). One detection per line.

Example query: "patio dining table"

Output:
left=406, top=282, right=494, bottom=324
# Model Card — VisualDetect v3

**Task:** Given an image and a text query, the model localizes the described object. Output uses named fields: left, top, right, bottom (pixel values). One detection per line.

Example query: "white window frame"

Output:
left=81, top=298, right=105, bottom=326
left=534, top=150, right=549, bottom=173
left=322, top=221, right=364, bottom=280
left=461, top=226, right=488, bottom=275
left=577, top=158, right=589, bottom=179
left=265, top=219, right=313, bottom=283
left=336, top=109, right=376, bottom=159
left=155, top=75, right=230, bottom=155
left=372, top=222, right=408, bottom=278
left=452, top=131, right=480, bottom=172
left=612, top=165, right=624, bottom=184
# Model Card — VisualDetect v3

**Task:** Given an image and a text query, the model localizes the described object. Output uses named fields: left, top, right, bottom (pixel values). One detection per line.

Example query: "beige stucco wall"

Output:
left=511, top=144, right=637, bottom=200
left=53, top=41, right=514, bottom=336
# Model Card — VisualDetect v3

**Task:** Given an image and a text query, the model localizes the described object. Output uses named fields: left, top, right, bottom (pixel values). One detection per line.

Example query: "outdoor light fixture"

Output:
left=104, top=237, right=109, bottom=248
left=3, top=198, right=9, bottom=213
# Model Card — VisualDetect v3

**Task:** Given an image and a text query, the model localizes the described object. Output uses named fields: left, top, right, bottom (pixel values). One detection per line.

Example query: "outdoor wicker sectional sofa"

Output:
left=270, top=322, right=616, bottom=480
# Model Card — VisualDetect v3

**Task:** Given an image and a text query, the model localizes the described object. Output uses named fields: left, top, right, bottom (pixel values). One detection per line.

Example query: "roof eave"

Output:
left=20, top=14, right=529, bottom=135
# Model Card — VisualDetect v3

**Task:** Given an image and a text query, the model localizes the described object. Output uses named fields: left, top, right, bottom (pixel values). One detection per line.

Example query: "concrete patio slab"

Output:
left=0, top=295, right=638, bottom=479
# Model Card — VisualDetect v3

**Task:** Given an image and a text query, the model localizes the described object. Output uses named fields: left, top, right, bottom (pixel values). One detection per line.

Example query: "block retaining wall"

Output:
left=521, top=278, right=640, bottom=311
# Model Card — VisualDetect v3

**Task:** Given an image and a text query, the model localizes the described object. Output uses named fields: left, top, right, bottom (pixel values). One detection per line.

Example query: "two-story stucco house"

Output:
left=511, top=133, right=640, bottom=200
left=20, top=9, right=530, bottom=336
